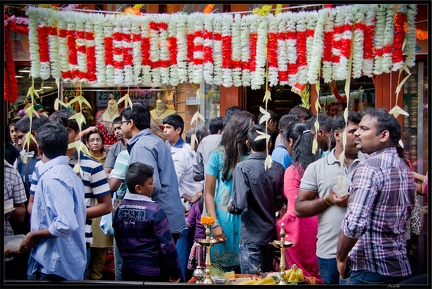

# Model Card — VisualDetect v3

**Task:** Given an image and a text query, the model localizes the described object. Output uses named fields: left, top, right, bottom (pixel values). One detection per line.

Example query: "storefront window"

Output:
left=200, top=83, right=221, bottom=128
left=319, top=76, right=375, bottom=117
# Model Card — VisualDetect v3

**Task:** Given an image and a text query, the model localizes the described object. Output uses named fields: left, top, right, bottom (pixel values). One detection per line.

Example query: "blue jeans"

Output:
left=343, top=270, right=407, bottom=285
left=239, top=243, right=274, bottom=275
left=175, top=228, right=194, bottom=282
left=113, top=238, right=122, bottom=281
left=317, top=257, right=339, bottom=284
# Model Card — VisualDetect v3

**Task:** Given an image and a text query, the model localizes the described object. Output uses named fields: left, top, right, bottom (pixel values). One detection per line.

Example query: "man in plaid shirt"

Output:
left=336, top=108, right=416, bottom=284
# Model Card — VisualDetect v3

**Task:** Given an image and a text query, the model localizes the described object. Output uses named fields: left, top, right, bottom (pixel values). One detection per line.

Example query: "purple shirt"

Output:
left=113, top=193, right=180, bottom=279
left=187, top=201, right=205, bottom=242
left=341, top=147, right=416, bottom=277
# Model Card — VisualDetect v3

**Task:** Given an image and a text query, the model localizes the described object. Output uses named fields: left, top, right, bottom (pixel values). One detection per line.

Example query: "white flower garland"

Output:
left=252, top=16, right=268, bottom=90
left=192, top=14, right=204, bottom=84
left=48, top=16, right=61, bottom=80
left=352, top=7, right=365, bottom=79
left=362, top=7, right=376, bottom=77
left=130, top=18, right=141, bottom=85
left=405, top=4, right=417, bottom=68
left=307, top=8, right=326, bottom=84
left=382, top=4, right=394, bottom=73
left=212, top=15, right=223, bottom=86
left=176, top=14, right=188, bottom=84
left=276, top=14, right=288, bottom=86
left=203, top=14, right=214, bottom=85
left=93, top=14, right=106, bottom=86
left=121, top=18, right=133, bottom=86
left=158, top=14, right=171, bottom=85
left=374, top=4, right=386, bottom=75
left=57, top=18, right=71, bottom=82
left=232, top=14, right=242, bottom=87
left=305, top=11, right=317, bottom=83
left=286, top=13, right=298, bottom=87
left=296, top=11, right=308, bottom=84
left=168, top=14, right=179, bottom=86
left=240, top=15, right=251, bottom=87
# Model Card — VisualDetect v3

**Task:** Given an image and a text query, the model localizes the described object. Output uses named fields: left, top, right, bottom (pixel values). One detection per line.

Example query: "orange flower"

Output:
left=200, top=215, right=215, bottom=226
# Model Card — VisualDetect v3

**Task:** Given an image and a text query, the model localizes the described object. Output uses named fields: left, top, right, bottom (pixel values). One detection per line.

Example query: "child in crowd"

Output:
left=228, top=124, right=285, bottom=274
left=113, top=162, right=180, bottom=282
left=187, top=196, right=206, bottom=270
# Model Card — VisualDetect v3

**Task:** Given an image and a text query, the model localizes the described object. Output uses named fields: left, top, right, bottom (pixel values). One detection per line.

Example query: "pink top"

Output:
left=276, top=165, right=322, bottom=283
left=424, top=172, right=428, bottom=195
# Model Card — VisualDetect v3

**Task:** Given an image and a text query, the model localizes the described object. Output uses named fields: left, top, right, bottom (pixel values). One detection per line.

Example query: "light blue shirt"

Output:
left=127, top=128, right=186, bottom=234
left=28, top=156, right=87, bottom=280
left=271, top=143, right=292, bottom=169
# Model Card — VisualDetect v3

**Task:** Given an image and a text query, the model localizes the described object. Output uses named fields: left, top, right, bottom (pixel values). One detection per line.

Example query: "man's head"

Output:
left=288, top=105, right=313, bottom=123
left=163, top=114, right=184, bottom=144
left=278, top=114, right=299, bottom=139
left=186, top=126, right=209, bottom=150
left=36, top=122, right=68, bottom=160
left=222, top=106, right=243, bottom=128
left=209, top=117, right=224, bottom=134
left=49, top=110, right=80, bottom=133
left=14, top=115, right=49, bottom=152
left=331, top=111, right=362, bottom=155
left=125, top=162, right=155, bottom=197
left=120, top=103, right=151, bottom=138
left=8, top=119, right=19, bottom=145
left=112, top=116, right=124, bottom=142
left=308, top=114, right=333, bottom=152
left=247, top=124, right=268, bottom=153
left=258, top=109, right=280, bottom=135
left=354, top=108, right=401, bottom=154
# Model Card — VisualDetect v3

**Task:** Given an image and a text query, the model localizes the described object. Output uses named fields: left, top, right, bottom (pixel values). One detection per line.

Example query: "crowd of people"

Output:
left=4, top=102, right=428, bottom=285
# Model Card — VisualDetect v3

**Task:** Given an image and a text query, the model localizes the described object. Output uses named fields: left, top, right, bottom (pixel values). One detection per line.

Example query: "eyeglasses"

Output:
left=121, top=120, right=130, bottom=125
left=89, top=138, right=102, bottom=143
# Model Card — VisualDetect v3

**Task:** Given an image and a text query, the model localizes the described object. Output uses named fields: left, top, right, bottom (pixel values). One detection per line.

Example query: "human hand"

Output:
left=329, top=192, right=349, bottom=207
left=18, top=232, right=38, bottom=254
left=190, top=191, right=203, bottom=203
left=4, top=249, right=20, bottom=257
left=337, top=258, right=347, bottom=279
left=212, top=225, right=226, bottom=243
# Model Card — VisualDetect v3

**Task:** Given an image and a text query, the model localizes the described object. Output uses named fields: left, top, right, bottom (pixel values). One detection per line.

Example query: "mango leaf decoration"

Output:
left=259, top=106, right=270, bottom=124
left=69, top=112, right=87, bottom=128
left=388, top=105, right=409, bottom=118
left=68, top=94, right=92, bottom=109
left=117, top=93, right=133, bottom=109
left=191, top=111, right=205, bottom=126
left=265, top=155, right=273, bottom=170
left=262, top=90, right=272, bottom=103
left=54, top=98, right=71, bottom=111
left=190, top=133, right=198, bottom=151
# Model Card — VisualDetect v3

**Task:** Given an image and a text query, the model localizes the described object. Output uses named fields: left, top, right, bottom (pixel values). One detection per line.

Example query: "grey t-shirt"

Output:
left=300, top=149, right=365, bottom=259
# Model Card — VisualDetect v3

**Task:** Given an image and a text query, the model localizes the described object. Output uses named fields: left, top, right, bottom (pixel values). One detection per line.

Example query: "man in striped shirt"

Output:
left=336, top=108, right=416, bottom=284
left=28, top=110, right=112, bottom=279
